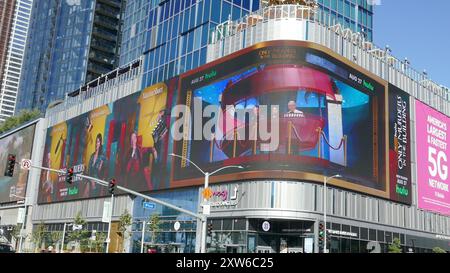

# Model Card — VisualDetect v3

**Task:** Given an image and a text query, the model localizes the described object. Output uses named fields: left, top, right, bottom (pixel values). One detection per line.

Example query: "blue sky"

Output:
left=374, top=0, right=450, bottom=87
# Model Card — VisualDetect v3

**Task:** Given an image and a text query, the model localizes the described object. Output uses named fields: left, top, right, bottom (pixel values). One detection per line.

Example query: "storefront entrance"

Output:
left=248, top=219, right=315, bottom=253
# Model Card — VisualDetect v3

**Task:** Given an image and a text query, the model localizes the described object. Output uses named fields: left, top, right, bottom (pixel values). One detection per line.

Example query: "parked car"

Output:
left=0, top=243, right=15, bottom=253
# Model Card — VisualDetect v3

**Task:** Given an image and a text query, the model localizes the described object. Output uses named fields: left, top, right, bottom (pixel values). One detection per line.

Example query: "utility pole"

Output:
left=105, top=194, right=114, bottom=253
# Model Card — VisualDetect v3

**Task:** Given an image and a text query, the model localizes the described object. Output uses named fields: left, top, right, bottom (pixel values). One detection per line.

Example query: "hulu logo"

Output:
left=396, top=185, right=409, bottom=196
left=363, top=80, right=374, bottom=91
left=68, top=187, right=79, bottom=196
left=204, top=70, right=217, bottom=80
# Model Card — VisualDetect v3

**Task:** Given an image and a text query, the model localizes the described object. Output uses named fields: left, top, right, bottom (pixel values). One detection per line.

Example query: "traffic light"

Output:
left=207, top=223, right=213, bottom=236
left=108, top=179, right=116, bottom=194
left=65, top=168, right=74, bottom=184
left=4, top=154, right=16, bottom=177
left=318, top=221, right=325, bottom=252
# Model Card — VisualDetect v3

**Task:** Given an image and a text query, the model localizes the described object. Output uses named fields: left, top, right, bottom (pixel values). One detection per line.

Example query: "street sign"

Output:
left=143, top=202, right=156, bottom=210
left=16, top=207, right=25, bottom=224
left=20, top=159, right=32, bottom=170
left=262, top=221, right=270, bottom=232
left=102, top=201, right=111, bottom=223
left=72, top=224, right=83, bottom=231
left=174, top=221, right=181, bottom=231
left=202, top=187, right=213, bottom=200
left=202, top=204, right=211, bottom=215
left=90, top=230, right=97, bottom=241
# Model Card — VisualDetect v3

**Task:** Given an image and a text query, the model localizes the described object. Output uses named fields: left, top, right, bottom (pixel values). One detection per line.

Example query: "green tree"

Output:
left=31, top=222, right=46, bottom=253
left=50, top=231, right=63, bottom=251
left=67, top=212, right=89, bottom=252
left=117, top=210, right=132, bottom=253
left=147, top=214, right=161, bottom=245
left=388, top=238, right=402, bottom=253
left=92, top=232, right=106, bottom=253
left=10, top=224, right=22, bottom=241
left=0, top=109, right=41, bottom=134
left=432, top=247, right=447, bottom=253
left=10, top=224, right=25, bottom=250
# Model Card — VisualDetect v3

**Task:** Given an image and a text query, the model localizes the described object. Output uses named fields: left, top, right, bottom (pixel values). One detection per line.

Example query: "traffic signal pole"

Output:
left=28, top=164, right=205, bottom=252
left=105, top=194, right=114, bottom=253
left=30, top=164, right=202, bottom=220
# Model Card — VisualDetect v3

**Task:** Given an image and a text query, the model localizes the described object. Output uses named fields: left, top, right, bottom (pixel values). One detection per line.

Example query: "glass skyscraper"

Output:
left=117, top=0, right=373, bottom=89
left=0, top=0, right=33, bottom=122
left=16, top=0, right=125, bottom=113
left=318, top=0, right=373, bottom=40
left=16, top=0, right=373, bottom=114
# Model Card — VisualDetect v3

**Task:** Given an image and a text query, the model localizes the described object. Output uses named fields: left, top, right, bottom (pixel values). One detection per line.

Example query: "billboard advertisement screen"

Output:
left=0, top=124, right=36, bottom=204
left=38, top=79, right=177, bottom=203
left=388, top=84, right=412, bottom=204
left=416, top=100, right=450, bottom=215
left=39, top=41, right=413, bottom=204
left=172, top=41, right=390, bottom=199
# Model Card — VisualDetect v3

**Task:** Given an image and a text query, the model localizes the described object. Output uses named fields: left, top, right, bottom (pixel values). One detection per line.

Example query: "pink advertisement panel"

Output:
left=416, top=100, right=450, bottom=215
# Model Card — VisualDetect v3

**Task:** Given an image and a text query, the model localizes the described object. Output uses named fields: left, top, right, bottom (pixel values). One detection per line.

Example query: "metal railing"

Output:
left=45, top=58, right=143, bottom=123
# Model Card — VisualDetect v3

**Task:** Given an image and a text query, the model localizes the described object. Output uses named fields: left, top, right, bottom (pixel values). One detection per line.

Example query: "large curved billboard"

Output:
left=171, top=41, right=393, bottom=200
left=38, top=41, right=412, bottom=204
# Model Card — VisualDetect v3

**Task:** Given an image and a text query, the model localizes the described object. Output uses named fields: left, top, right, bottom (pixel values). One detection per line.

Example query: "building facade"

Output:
left=0, top=118, right=46, bottom=252
left=16, top=0, right=125, bottom=114
left=118, top=0, right=372, bottom=89
left=0, top=0, right=33, bottom=122
left=7, top=2, right=449, bottom=254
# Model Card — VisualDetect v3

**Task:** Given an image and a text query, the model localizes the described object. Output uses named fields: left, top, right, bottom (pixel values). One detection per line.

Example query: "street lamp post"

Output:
left=323, top=174, right=341, bottom=253
left=60, top=223, right=75, bottom=253
left=140, top=220, right=146, bottom=253
left=169, top=153, right=243, bottom=253
left=105, top=193, right=114, bottom=253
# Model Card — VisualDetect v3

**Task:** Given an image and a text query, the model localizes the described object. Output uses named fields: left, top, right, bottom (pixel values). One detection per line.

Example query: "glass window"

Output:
left=359, top=240, right=369, bottom=253
left=351, top=239, right=359, bottom=253
left=369, top=229, right=376, bottom=241
left=193, top=26, right=202, bottom=50
left=212, top=219, right=222, bottom=230
left=385, top=231, right=393, bottom=243
left=243, top=0, right=250, bottom=10
left=223, top=219, right=233, bottom=230
left=360, top=228, right=368, bottom=240
left=234, top=219, right=246, bottom=230
left=204, top=0, right=211, bottom=22
left=232, top=6, right=241, bottom=20
left=351, top=226, right=359, bottom=238
left=252, top=0, right=260, bottom=11
left=196, top=1, right=204, bottom=25
left=189, top=7, right=196, bottom=29
left=211, top=0, right=221, bottom=22
left=377, top=230, right=385, bottom=242
left=221, top=1, right=231, bottom=21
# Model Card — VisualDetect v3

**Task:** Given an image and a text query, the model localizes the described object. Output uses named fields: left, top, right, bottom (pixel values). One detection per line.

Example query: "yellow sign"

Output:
left=202, top=187, right=213, bottom=200
left=137, top=82, right=168, bottom=148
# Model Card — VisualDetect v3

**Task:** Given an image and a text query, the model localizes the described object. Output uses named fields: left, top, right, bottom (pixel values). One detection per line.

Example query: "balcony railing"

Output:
left=45, top=58, right=142, bottom=121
